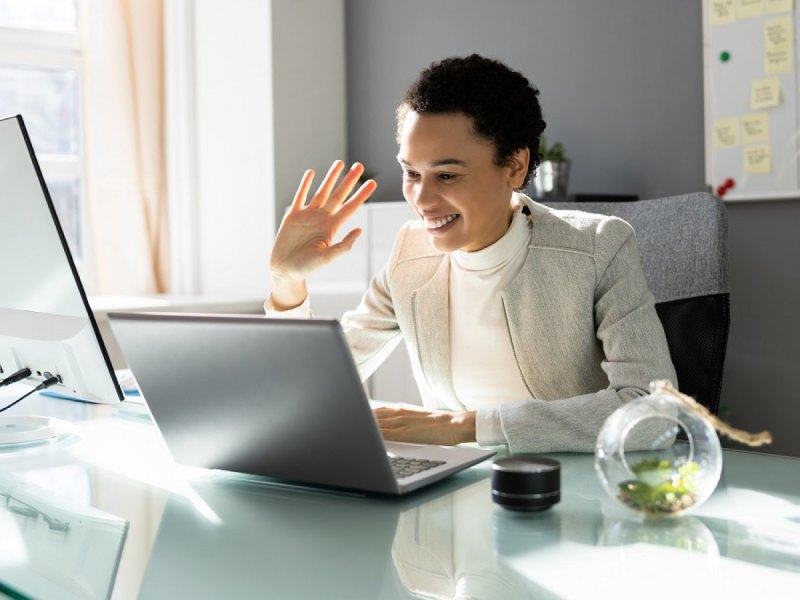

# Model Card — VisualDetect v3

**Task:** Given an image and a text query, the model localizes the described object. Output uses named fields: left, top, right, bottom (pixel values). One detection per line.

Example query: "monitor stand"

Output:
left=0, top=415, right=73, bottom=446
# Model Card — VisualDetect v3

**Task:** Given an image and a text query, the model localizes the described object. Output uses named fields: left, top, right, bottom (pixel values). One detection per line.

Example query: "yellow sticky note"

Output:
left=738, top=0, right=764, bottom=17
left=764, top=15, right=793, bottom=50
left=711, top=0, right=737, bottom=24
left=764, top=0, right=793, bottom=14
left=765, top=47, right=793, bottom=74
left=751, top=77, right=781, bottom=108
left=742, top=113, right=770, bottom=143
left=714, top=117, right=741, bottom=147
left=743, top=144, right=772, bottom=174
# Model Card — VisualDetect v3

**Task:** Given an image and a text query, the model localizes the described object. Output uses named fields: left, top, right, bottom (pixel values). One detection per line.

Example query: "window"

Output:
left=0, top=0, right=84, bottom=259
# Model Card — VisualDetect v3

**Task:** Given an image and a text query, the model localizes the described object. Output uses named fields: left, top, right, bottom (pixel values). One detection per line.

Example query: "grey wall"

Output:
left=345, top=0, right=705, bottom=203
left=720, top=200, right=800, bottom=458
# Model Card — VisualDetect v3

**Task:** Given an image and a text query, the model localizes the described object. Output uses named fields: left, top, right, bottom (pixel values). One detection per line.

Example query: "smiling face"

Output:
left=397, top=110, right=529, bottom=253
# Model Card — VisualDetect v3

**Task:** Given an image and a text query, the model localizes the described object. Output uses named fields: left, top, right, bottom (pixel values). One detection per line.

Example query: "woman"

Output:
left=267, top=54, right=676, bottom=453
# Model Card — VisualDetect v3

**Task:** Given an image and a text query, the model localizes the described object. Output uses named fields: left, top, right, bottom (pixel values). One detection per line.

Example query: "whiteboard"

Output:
left=705, top=0, right=800, bottom=201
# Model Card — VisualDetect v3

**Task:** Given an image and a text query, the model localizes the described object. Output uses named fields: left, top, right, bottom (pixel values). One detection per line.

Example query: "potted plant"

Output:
left=531, top=136, right=570, bottom=198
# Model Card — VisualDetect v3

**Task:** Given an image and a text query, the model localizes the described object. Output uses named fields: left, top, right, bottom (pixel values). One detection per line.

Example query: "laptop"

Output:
left=107, top=313, right=495, bottom=495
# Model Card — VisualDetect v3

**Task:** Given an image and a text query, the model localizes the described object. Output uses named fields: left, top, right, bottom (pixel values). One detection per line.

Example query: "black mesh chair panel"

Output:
left=655, top=294, right=730, bottom=415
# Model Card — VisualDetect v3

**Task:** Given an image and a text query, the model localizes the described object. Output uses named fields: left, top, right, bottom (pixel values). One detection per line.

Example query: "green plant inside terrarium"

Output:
left=617, top=458, right=700, bottom=515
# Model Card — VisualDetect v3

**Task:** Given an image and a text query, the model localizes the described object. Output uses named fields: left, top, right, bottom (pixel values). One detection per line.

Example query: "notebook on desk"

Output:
left=107, top=313, right=495, bottom=495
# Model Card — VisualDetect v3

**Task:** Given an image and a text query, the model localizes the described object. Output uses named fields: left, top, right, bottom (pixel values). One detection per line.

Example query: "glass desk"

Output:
left=0, top=392, right=799, bottom=599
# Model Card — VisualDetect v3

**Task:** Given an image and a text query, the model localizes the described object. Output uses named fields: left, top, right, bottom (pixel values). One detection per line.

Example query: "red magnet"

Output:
left=716, top=177, right=735, bottom=197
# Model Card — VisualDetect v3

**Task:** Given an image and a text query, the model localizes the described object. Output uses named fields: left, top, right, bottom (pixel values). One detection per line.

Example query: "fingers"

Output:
left=324, top=229, right=363, bottom=263
left=374, top=411, right=409, bottom=441
left=308, top=161, right=346, bottom=209
left=337, top=178, right=377, bottom=220
left=290, top=169, right=315, bottom=211
left=374, top=408, right=461, bottom=446
left=291, top=161, right=376, bottom=213
left=334, top=228, right=363, bottom=250
left=326, top=162, right=367, bottom=211
left=374, top=405, right=427, bottom=416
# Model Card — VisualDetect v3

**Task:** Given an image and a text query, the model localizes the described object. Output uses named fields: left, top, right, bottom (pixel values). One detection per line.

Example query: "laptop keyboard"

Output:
left=389, top=456, right=446, bottom=478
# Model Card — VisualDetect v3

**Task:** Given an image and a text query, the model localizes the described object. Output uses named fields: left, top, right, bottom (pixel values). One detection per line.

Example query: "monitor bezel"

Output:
left=7, top=114, right=123, bottom=403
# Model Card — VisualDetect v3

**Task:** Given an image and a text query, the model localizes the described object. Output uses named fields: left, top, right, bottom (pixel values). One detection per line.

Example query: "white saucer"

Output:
left=0, top=415, right=73, bottom=446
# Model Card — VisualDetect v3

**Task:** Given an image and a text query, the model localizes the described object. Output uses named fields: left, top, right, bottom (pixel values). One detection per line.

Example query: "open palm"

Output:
left=270, top=161, right=377, bottom=282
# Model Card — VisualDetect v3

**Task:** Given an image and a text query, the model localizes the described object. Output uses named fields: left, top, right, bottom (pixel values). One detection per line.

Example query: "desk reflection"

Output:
left=392, top=480, right=537, bottom=599
left=600, top=516, right=718, bottom=554
left=391, top=462, right=792, bottom=600
left=135, top=452, right=800, bottom=600
left=139, top=476, right=402, bottom=599
left=0, top=471, right=128, bottom=600
left=139, top=471, right=516, bottom=600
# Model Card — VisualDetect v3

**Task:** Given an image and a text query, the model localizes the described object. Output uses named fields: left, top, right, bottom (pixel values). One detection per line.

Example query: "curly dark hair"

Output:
left=397, top=54, right=546, bottom=189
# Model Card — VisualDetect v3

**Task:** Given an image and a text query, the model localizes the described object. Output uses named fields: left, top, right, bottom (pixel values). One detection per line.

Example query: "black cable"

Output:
left=0, top=374, right=60, bottom=414
left=0, top=368, right=32, bottom=387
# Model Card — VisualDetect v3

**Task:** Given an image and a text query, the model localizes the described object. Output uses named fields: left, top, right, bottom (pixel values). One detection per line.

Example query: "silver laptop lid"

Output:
left=108, top=313, right=400, bottom=494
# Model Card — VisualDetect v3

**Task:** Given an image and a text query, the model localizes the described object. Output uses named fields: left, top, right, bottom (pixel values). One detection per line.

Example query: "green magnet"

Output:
left=720, top=51, right=731, bottom=62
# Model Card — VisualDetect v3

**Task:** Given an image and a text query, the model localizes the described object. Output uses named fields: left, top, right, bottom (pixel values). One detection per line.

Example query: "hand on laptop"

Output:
left=374, top=404, right=477, bottom=446
left=269, top=161, right=377, bottom=310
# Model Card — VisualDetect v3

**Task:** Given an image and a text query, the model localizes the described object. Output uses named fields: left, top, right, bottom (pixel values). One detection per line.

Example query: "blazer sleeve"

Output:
left=339, top=224, right=410, bottom=382
left=496, top=217, right=678, bottom=453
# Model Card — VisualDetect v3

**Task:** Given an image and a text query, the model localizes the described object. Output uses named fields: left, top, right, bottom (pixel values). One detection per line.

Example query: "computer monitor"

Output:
left=0, top=115, right=122, bottom=423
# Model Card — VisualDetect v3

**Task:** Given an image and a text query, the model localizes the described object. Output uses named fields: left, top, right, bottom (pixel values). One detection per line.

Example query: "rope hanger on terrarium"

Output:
left=652, top=380, right=772, bottom=447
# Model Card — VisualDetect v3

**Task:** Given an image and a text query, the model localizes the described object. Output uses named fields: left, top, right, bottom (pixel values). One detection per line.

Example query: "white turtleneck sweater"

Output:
left=450, top=207, right=534, bottom=445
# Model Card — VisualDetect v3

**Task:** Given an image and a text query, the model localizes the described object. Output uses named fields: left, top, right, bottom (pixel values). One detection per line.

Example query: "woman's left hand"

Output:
left=374, top=405, right=477, bottom=446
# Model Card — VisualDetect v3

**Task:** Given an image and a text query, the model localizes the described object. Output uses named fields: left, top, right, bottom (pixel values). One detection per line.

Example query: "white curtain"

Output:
left=82, top=0, right=169, bottom=294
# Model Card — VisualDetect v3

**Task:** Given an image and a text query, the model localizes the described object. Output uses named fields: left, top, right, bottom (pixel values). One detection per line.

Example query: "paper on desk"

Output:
left=115, top=368, right=141, bottom=397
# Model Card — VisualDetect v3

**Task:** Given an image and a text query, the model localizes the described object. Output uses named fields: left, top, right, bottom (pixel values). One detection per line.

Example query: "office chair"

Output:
left=546, top=192, right=730, bottom=414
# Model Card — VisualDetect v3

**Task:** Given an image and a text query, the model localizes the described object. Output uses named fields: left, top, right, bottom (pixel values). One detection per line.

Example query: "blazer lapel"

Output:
left=411, top=256, right=462, bottom=410
left=501, top=267, right=543, bottom=401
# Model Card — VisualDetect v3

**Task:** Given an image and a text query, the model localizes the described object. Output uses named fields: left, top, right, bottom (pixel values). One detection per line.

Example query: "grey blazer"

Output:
left=342, top=196, right=677, bottom=453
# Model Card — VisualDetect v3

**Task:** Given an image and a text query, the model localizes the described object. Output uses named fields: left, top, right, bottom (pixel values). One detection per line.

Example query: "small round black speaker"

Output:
left=491, top=456, right=561, bottom=511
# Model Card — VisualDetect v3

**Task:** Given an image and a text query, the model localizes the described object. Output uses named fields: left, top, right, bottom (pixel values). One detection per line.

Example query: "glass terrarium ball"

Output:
left=595, top=391, right=723, bottom=517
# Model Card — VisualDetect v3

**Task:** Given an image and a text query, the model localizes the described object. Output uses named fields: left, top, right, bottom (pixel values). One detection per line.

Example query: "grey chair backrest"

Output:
left=546, top=192, right=730, bottom=413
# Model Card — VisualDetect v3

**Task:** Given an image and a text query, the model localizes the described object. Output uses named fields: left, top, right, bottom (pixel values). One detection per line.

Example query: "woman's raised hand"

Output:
left=268, top=161, right=377, bottom=310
